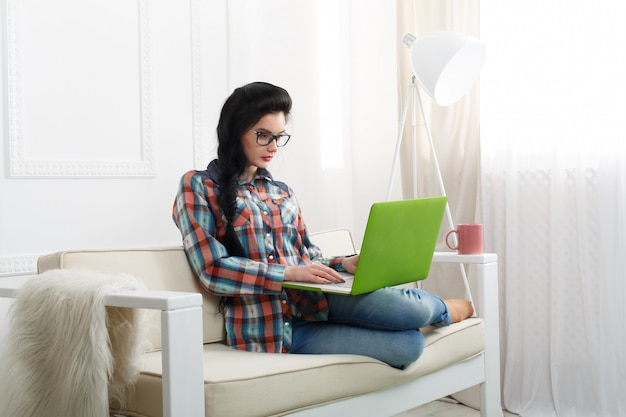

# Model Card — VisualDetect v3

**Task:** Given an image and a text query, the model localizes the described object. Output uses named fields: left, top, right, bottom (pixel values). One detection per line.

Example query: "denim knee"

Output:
left=385, top=330, right=425, bottom=369
left=327, top=287, right=449, bottom=331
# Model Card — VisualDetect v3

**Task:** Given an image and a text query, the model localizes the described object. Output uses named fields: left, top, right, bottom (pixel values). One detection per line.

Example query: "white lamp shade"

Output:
left=408, top=31, right=486, bottom=106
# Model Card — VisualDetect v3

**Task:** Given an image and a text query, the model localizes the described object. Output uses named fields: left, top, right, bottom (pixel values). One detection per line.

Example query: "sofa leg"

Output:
left=161, top=306, right=205, bottom=417
left=481, top=381, right=504, bottom=417
left=477, top=261, right=503, bottom=417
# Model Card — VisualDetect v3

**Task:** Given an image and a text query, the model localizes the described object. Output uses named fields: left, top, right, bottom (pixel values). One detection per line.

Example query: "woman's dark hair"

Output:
left=216, top=82, right=292, bottom=256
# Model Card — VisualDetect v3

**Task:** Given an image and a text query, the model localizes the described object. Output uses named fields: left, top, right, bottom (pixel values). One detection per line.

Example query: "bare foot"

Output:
left=445, top=299, right=474, bottom=323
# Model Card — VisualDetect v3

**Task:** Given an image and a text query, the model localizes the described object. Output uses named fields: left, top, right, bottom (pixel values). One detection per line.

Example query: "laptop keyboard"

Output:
left=331, top=275, right=355, bottom=288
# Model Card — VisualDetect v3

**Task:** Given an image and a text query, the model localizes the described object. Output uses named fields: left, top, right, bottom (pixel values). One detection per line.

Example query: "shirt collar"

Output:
left=205, top=159, right=288, bottom=193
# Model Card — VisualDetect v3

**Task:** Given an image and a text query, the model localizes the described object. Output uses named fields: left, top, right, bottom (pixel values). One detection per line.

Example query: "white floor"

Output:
left=394, top=398, right=518, bottom=417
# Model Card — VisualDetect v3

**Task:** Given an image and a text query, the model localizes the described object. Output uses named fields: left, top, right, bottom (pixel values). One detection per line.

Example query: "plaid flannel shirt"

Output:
left=172, top=160, right=345, bottom=353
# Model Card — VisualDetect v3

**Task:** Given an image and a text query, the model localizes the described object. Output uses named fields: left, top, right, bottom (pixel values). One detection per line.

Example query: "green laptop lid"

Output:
left=351, top=196, right=447, bottom=295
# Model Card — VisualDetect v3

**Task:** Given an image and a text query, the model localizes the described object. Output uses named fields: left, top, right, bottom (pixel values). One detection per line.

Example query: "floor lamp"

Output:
left=387, top=31, right=486, bottom=306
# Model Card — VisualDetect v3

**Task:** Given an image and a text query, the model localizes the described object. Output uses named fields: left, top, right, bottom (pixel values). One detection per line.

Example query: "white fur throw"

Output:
left=0, top=269, right=146, bottom=417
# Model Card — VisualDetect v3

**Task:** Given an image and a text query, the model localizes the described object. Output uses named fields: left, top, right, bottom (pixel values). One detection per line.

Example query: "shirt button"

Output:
left=284, top=322, right=290, bottom=327
left=282, top=299, right=287, bottom=304
left=268, top=254, right=274, bottom=260
left=263, top=211, right=268, bottom=216
left=266, top=232, right=271, bottom=238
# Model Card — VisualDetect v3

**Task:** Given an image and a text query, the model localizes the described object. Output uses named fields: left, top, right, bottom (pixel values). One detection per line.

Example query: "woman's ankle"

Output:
left=444, top=299, right=474, bottom=323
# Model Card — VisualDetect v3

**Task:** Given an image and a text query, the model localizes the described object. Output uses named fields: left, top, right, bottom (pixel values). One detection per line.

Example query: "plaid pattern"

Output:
left=173, top=160, right=345, bottom=353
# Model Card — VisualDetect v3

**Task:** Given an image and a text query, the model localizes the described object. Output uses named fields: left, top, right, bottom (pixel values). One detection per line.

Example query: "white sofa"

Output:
left=0, top=229, right=502, bottom=417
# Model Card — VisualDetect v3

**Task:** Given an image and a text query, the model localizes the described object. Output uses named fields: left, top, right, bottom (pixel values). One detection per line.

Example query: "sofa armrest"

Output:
left=108, top=290, right=205, bottom=417
left=105, top=289, right=202, bottom=310
left=0, top=282, right=205, bottom=417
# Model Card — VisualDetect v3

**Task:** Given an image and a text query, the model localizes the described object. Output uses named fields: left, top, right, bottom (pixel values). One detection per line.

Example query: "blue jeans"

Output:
left=290, top=287, right=451, bottom=369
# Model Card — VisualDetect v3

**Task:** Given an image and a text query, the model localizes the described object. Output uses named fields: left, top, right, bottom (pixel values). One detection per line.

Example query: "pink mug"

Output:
left=445, top=224, right=483, bottom=254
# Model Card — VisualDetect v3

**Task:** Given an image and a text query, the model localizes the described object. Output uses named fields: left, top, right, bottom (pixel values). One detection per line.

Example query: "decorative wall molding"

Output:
left=0, top=255, right=38, bottom=277
left=5, top=0, right=155, bottom=178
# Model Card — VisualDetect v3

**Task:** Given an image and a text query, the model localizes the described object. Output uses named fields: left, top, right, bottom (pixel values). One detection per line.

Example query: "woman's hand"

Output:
left=284, top=264, right=345, bottom=284
left=341, top=255, right=359, bottom=274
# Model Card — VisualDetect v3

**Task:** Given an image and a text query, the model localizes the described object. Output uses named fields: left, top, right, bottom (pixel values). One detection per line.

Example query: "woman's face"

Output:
left=241, top=112, right=286, bottom=180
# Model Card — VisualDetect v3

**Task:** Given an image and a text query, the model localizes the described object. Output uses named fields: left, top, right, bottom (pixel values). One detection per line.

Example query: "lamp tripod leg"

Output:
left=415, top=87, right=476, bottom=312
left=388, top=78, right=475, bottom=312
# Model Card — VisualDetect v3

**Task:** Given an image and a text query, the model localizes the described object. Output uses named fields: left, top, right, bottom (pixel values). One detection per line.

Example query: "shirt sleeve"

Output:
left=172, top=171, right=285, bottom=296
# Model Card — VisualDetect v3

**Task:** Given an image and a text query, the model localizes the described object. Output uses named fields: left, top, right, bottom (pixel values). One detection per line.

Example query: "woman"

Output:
left=172, top=82, right=472, bottom=369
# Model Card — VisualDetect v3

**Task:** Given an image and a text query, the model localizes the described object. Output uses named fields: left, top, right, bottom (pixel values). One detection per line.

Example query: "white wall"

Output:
left=0, top=1, right=398, bottom=329
left=1, top=0, right=204, bottom=268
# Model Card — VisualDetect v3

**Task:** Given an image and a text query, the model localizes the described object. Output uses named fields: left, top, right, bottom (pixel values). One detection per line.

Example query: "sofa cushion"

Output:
left=118, top=317, right=484, bottom=417
left=37, top=247, right=225, bottom=349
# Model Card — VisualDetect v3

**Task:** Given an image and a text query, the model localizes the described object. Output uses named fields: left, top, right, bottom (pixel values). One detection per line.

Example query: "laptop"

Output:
left=283, top=196, right=447, bottom=295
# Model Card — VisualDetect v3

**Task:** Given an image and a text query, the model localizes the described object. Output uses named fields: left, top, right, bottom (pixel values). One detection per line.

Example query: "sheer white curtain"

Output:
left=481, top=1, right=626, bottom=416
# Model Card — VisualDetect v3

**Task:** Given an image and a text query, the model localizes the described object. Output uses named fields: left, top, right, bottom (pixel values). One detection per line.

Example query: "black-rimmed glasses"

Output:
left=250, top=130, right=291, bottom=147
